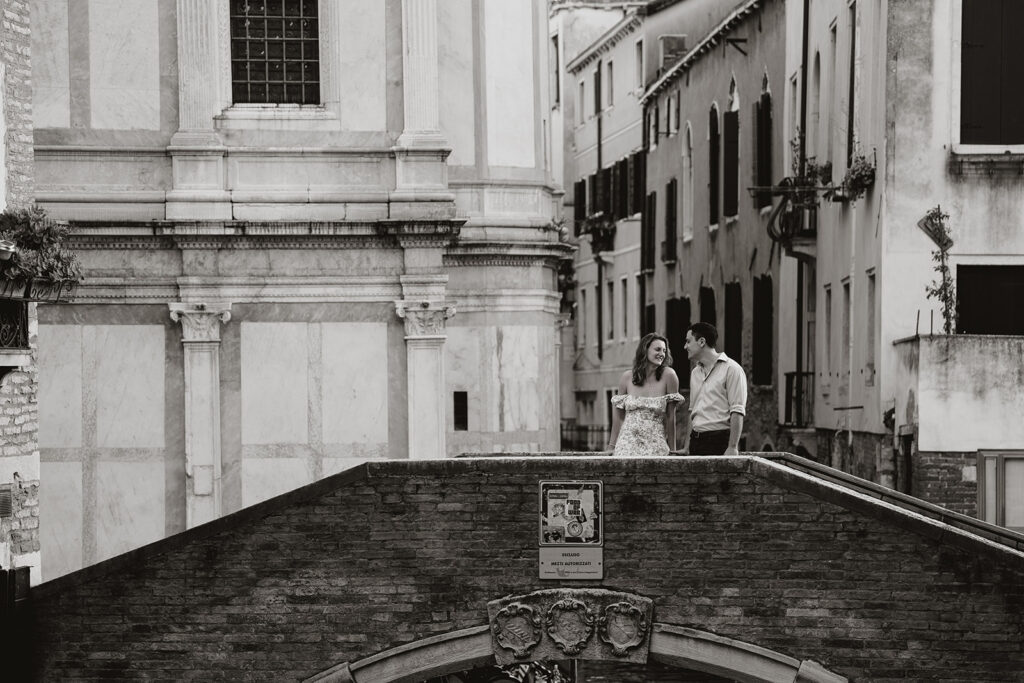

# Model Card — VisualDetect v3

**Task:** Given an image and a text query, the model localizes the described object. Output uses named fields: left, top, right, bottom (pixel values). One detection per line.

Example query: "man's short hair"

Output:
left=688, top=322, right=719, bottom=349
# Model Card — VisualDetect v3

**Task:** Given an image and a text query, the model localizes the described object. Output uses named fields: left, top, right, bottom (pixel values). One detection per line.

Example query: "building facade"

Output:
left=31, top=0, right=567, bottom=580
left=642, top=0, right=788, bottom=453
left=0, top=0, right=41, bottom=585
left=776, top=0, right=1024, bottom=527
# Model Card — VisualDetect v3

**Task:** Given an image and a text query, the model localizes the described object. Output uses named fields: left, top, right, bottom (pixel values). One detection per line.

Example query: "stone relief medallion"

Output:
left=599, top=602, right=649, bottom=656
left=492, top=602, right=542, bottom=659
left=545, top=597, right=595, bottom=656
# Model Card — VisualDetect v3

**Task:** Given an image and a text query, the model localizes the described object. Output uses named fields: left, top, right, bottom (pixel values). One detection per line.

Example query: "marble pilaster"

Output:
left=169, top=303, right=231, bottom=528
left=395, top=301, right=455, bottom=459
left=167, top=0, right=230, bottom=219
left=394, top=0, right=454, bottom=215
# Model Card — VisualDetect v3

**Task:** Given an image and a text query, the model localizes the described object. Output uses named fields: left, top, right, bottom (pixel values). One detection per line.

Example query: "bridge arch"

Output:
left=306, top=623, right=847, bottom=683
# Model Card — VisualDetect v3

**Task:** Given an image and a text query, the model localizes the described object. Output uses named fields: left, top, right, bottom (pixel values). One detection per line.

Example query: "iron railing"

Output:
left=0, top=301, right=28, bottom=349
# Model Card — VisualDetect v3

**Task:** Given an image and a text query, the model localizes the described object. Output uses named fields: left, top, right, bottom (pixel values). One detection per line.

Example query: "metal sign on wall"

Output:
left=538, top=480, right=603, bottom=579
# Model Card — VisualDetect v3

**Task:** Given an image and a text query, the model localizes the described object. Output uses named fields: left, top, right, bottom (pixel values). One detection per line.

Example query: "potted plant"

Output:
left=837, top=151, right=876, bottom=201
left=0, top=207, right=83, bottom=302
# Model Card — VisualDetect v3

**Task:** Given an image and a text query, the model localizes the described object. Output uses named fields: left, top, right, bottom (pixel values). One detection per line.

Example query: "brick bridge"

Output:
left=18, top=455, right=1024, bottom=681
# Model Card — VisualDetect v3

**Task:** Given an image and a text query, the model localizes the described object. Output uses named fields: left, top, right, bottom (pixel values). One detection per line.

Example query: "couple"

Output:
left=607, top=322, right=748, bottom=457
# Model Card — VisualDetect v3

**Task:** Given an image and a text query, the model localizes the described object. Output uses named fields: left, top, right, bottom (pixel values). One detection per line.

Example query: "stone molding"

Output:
left=487, top=589, right=653, bottom=666
left=169, top=303, right=232, bottom=342
left=394, top=301, right=456, bottom=337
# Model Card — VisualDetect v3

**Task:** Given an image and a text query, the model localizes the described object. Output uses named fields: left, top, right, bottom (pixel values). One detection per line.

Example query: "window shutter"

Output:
left=723, top=110, right=739, bottom=217
left=587, top=174, right=597, bottom=215
left=724, top=282, right=742, bottom=362
left=752, top=275, right=773, bottom=385
left=709, top=109, right=720, bottom=225
left=757, top=94, right=773, bottom=208
left=960, top=1, right=1002, bottom=143
left=699, top=285, right=716, bottom=326
left=1001, top=1, right=1024, bottom=142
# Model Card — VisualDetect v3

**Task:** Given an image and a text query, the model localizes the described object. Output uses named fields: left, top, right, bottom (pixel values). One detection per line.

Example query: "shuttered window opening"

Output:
left=752, top=275, right=774, bottom=386
left=665, top=297, right=691, bottom=361
left=723, top=110, right=740, bottom=218
left=960, top=0, right=1024, bottom=144
left=573, top=180, right=587, bottom=230
left=453, top=392, right=468, bottom=431
left=755, top=91, right=774, bottom=209
left=709, top=107, right=721, bottom=226
left=642, top=192, right=657, bottom=271
left=724, top=282, right=743, bottom=363
left=957, top=265, right=1024, bottom=334
left=663, top=179, right=678, bottom=263
left=699, top=285, right=717, bottom=327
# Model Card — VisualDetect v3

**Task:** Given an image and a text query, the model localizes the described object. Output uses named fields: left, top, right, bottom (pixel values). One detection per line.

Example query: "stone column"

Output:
left=167, top=0, right=231, bottom=220
left=393, top=0, right=454, bottom=218
left=395, top=301, right=456, bottom=459
left=169, top=303, right=231, bottom=527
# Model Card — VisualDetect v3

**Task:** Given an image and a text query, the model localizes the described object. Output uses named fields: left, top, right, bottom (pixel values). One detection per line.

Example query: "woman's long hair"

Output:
left=631, top=333, right=673, bottom=386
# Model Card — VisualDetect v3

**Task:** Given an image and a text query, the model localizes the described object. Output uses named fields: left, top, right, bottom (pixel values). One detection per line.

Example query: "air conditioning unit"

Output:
left=659, top=34, right=688, bottom=69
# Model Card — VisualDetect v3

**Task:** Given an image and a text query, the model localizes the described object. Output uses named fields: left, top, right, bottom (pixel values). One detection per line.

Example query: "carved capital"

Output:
left=169, top=303, right=232, bottom=342
left=394, top=300, right=456, bottom=337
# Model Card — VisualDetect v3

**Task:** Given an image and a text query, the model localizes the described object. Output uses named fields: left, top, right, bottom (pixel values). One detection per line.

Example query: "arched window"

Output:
left=708, top=104, right=720, bottom=226
left=723, top=79, right=740, bottom=218
left=755, top=75, right=773, bottom=209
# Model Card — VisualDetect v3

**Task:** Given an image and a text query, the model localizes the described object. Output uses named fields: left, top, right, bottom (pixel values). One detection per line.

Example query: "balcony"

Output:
left=893, top=334, right=1024, bottom=452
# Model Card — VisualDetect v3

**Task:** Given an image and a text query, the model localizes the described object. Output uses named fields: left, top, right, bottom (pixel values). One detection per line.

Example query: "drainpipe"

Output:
left=794, top=0, right=811, bottom=427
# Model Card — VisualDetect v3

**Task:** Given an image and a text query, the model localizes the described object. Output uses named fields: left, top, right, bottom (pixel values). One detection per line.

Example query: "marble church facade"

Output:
left=31, top=0, right=567, bottom=580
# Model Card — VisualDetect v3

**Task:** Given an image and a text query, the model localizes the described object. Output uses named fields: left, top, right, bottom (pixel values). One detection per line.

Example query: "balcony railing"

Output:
left=0, top=301, right=28, bottom=349
left=783, top=371, right=813, bottom=427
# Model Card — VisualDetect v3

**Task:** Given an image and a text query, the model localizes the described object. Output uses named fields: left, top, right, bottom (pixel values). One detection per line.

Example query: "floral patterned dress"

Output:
left=610, top=393, right=685, bottom=457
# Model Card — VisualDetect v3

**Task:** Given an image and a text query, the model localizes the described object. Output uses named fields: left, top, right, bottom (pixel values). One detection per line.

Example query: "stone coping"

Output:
left=32, top=454, right=1024, bottom=597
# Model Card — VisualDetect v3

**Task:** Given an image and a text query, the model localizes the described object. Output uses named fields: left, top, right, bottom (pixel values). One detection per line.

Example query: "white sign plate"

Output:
left=539, top=546, right=604, bottom=579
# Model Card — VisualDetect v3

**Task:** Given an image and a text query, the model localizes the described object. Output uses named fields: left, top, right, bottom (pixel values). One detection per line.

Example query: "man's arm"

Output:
left=724, top=363, right=748, bottom=455
left=725, top=412, right=744, bottom=455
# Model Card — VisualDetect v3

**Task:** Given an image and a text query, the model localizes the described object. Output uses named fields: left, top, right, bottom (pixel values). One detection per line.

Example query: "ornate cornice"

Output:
left=566, top=14, right=643, bottom=75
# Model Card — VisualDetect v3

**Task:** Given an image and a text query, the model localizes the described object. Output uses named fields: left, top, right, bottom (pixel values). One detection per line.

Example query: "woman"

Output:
left=606, top=333, right=684, bottom=456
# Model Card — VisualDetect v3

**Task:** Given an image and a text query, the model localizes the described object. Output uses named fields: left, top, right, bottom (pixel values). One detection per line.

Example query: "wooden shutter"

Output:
left=699, top=286, right=717, bottom=326
left=757, top=93, right=773, bottom=208
left=709, top=109, right=720, bottom=225
left=1001, top=1, right=1024, bottom=142
left=752, top=275, right=773, bottom=385
left=723, top=110, right=739, bottom=217
left=724, top=282, right=742, bottom=362
left=960, top=1, right=1002, bottom=143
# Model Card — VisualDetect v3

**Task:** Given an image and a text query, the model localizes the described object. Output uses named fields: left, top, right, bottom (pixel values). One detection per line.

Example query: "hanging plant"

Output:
left=839, top=151, right=876, bottom=201
left=922, top=205, right=956, bottom=334
left=0, top=207, right=83, bottom=302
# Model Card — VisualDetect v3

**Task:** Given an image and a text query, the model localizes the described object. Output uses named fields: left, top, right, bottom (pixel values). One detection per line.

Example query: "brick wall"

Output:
left=0, top=0, right=38, bottom=580
left=915, top=451, right=978, bottom=517
left=24, top=457, right=1024, bottom=682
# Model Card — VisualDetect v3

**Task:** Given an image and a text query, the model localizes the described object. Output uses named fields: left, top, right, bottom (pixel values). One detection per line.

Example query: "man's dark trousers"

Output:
left=689, top=429, right=730, bottom=455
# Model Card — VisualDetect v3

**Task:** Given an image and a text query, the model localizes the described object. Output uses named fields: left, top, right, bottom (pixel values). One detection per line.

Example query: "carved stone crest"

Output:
left=545, top=597, right=595, bottom=656
left=599, top=602, right=649, bottom=656
left=492, top=602, right=542, bottom=659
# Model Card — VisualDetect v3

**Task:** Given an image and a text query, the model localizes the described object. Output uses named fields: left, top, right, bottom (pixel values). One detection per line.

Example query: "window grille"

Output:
left=230, top=0, right=320, bottom=105
left=0, top=301, right=28, bottom=349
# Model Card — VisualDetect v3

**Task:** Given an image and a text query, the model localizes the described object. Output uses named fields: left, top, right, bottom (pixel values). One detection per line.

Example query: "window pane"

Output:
left=1004, top=458, right=1024, bottom=528
left=985, top=456, right=998, bottom=523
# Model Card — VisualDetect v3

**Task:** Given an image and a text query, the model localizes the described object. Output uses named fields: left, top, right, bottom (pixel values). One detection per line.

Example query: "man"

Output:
left=680, top=322, right=748, bottom=455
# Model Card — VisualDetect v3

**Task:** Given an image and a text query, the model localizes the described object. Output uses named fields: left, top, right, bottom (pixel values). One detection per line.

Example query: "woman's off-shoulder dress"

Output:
left=610, top=393, right=684, bottom=457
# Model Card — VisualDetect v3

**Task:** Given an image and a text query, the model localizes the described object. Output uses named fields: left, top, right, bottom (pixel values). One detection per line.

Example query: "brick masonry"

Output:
left=22, top=457, right=1024, bottom=682
left=0, top=0, right=38, bottom=577
left=914, top=450, right=978, bottom=517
